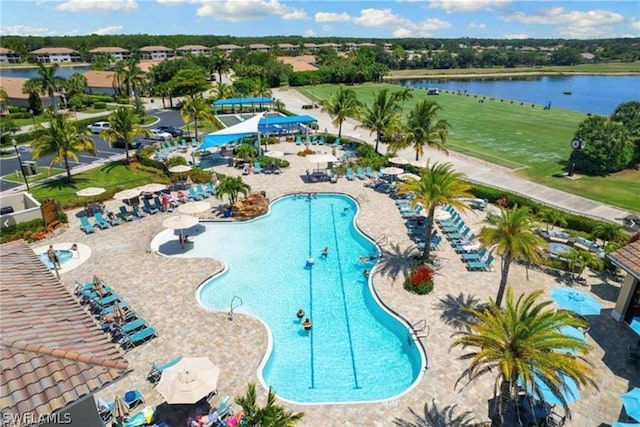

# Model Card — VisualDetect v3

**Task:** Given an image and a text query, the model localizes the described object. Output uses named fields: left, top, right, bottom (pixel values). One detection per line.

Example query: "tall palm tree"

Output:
left=216, top=176, right=251, bottom=205
left=26, top=63, right=65, bottom=113
left=101, top=107, right=152, bottom=164
left=31, top=112, right=96, bottom=182
left=451, top=287, right=596, bottom=426
left=211, top=82, right=236, bottom=102
left=64, top=73, right=88, bottom=98
left=402, top=100, right=449, bottom=161
left=591, top=222, right=624, bottom=246
left=398, top=162, right=473, bottom=260
left=235, top=383, right=304, bottom=427
left=357, top=88, right=406, bottom=153
left=478, top=205, right=546, bottom=307
left=319, top=85, right=362, bottom=139
left=114, top=58, right=146, bottom=101
left=180, top=94, right=215, bottom=142
left=210, top=49, right=233, bottom=83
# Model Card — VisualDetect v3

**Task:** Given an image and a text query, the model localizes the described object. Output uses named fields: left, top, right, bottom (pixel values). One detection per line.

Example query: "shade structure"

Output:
left=156, top=357, right=220, bottom=404
left=523, top=371, right=580, bottom=406
left=177, top=201, right=210, bottom=215
left=113, top=189, right=141, bottom=201
left=113, top=395, right=130, bottom=422
left=198, top=112, right=264, bottom=151
left=550, top=288, right=602, bottom=316
left=630, top=318, right=640, bottom=336
left=138, top=183, right=166, bottom=193
left=409, top=159, right=428, bottom=168
left=169, top=165, right=192, bottom=173
left=380, top=166, right=404, bottom=176
left=264, top=150, right=284, bottom=157
left=162, top=215, right=199, bottom=230
left=76, top=187, right=106, bottom=197
left=397, top=172, right=421, bottom=182
left=389, top=156, right=409, bottom=165
left=556, top=325, right=586, bottom=354
left=622, top=388, right=640, bottom=422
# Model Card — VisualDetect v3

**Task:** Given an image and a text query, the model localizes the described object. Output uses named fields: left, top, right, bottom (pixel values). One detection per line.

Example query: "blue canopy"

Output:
left=212, top=97, right=274, bottom=106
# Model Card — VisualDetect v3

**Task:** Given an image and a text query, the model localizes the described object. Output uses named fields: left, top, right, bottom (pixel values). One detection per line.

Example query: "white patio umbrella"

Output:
left=398, top=172, right=421, bottom=182
left=169, top=165, right=192, bottom=173
left=76, top=187, right=106, bottom=197
left=409, top=159, right=428, bottom=169
left=162, top=215, right=199, bottom=230
left=265, top=150, right=284, bottom=157
left=380, top=166, right=404, bottom=176
left=113, top=188, right=141, bottom=201
left=138, top=183, right=166, bottom=193
left=177, top=201, right=211, bottom=215
left=389, top=157, right=409, bottom=165
left=156, top=357, right=220, bottom=404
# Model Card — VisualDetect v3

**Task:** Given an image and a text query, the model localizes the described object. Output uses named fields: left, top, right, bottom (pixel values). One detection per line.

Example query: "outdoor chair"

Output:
left=331, top=138, right=341, bottom=148
left=132, top=205, right=147, bottom=218
left=94, top=212, right=111, bottom=230
left=205, top=182, right=217, bottom=195
left=80, top=216, right=96, bottom=234
left=462, top=247, right=487, bottom=262
left=295, top=135, right=302, bottom=145
left=188, top=188, right=203, bottom=201
left=147, top=356, right=183, bottom=383
left=142, top=198, right=159, bottom=215
left=253, top=161, right=262, bottom=174
left=357, top=167, right=366, bottom=180
left=197, top=184, right=213, bottom=197
left=123, top=389, right=145, bottom=410
left=119, top=327, right=158, bottom=350
left=467, top=254, right=494, bottom=271
left=153, top=196, right=170, bottom=213
left=346, top=168, right=355, bottom=180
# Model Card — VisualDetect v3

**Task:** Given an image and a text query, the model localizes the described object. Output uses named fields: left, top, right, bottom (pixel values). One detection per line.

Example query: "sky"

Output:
left=0, top=0, right=638, bottom=39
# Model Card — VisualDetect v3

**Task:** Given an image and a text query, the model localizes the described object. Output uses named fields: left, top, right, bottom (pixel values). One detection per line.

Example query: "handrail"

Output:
left=228, top=295, right=242, bottom=320
left=412, top=319, right=428, bottom=334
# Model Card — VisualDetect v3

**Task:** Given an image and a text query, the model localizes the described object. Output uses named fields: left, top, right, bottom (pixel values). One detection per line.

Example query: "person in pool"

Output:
left=47, top=245, right=61, bottom=269
left=321, top=247, right=329, bottom=257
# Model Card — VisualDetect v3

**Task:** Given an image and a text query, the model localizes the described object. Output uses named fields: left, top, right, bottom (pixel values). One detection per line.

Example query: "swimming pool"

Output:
left=38, top=250, right=73, bottom=269
left=182, top=194, right=424, bottom=403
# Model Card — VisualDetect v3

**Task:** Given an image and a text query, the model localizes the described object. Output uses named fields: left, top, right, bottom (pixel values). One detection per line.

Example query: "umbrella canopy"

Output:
left=113, top=396, right=130, bottom=422
left=138, top=183, right=167, bottom=193
left=409, top=159, right=428, bottom=168
left=630, top=318, right=640, bottom=336
left=163, top=215, right=199, bottom=230
left=113, top=188, right=141, bottom=201
left=397, top=172, right=421, bottom=182
left=556, top=325, right=586, bottom=354
left=622, top=388, right=640, bottom=422
left=380, top=166, right=404, bottom=176
left=156, top=357, right=220, bottom=404
left=613, top=422, right=640, bottom=427
left=169, top=165, right=192, bottom=173
left=76, top=187, right=106, bottom=197
left=550, top=288, right=602, bottom=316
left=522, top=371, right=580, bottom=407
left=265, top=150, right=284, bottom=157
left=177, top=201, right=211, bottom=215
left=389, top=156, right=409, bottom=165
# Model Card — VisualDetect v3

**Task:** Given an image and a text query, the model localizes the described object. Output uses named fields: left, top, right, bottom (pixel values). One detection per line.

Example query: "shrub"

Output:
left=0, top=218, right=45, bottom=244
left=404, top=266, right=435, bottom=295
left=93, top=102, right=107, bottom=110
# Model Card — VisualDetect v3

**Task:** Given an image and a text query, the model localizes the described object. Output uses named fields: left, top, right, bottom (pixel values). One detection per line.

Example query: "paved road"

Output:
left=272, top=87, right=637, bottom=225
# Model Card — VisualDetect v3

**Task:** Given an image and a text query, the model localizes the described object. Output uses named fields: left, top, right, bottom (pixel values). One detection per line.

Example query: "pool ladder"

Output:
left=228, top=296, right=242, bottom=320
left=411, top=319, right=430, bottom=340
left=356, top=193, right=368, bottom=203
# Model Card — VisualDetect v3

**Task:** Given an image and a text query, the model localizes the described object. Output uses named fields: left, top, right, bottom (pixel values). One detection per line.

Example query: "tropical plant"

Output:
left=478, top=205, right=546, bottom=307
left=31, top=112, right=96, bottom=181
left=114, top=58, right=146, bottom=100
left=391, top=100, right=449, bottom=161
left=181, top=94, right=215, bottom=142
left=404, top=265, right=435, bottom=295
left=319, top=85, right=362, bottom=139
left=64, top=73, right=88, bottom=98
left=235, top=144, right=257, bottom=161
left=0, top=117, right=20, bottom=142
left=25, top=63, right=65, bottom=114
left=590, top=221, right=625, bottom=246
left=564, top=249, right=604, bottom=282
left=216, top=176, right=251, bottom=205
left=393, top=398, right=475, bottom=427
left=0, top=86, right=8, bottom=113
left=101, top=106, right=152, bottom=164
left=451, top=287, right=596, bottom=426
left=210, top=82, right=236, bottom=102
left=357, top=88, right=407, bottom=153
left=398, top=162, right=473, bottom=260
left=210, top=49, right=233, bottom=83
left=235, top=383, right=304, bottom=427
left=537, top=208, right=567, bottom=232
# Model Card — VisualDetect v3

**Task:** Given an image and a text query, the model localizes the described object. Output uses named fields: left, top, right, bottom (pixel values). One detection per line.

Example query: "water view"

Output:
left=0, top=65, right=92, bottom=79
left=397, top=75, right=639, bottom=116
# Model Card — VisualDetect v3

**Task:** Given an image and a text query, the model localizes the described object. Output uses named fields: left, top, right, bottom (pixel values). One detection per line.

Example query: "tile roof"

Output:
left=0, top=47, right=16, bottom=54
left=139, top=45, right=172, bottom=52
left=31, top=47, right=77, bottom=54
left=278, top=55, right=318, bottom=72
left=89, top=47, right=129, bottom=53
left=609, top=240, right=640, bottom=280
left=82, top=70, right=115, bottom=88
left=216, top=44, right=243, bottom=50
left=176, top=45, right=210, bottom=50
left=0, top=77, right=29, bottom=100
left=0, top=240, right=128, bottom=419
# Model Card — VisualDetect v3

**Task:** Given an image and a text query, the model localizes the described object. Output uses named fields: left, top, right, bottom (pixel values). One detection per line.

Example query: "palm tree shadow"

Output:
left=38, top=176, right=90, bottom=191
left=436, top=292, right=487, bottom=331
left=375, top=243, right=419, bottom=283
left=393, top=398, right=476, bottom=427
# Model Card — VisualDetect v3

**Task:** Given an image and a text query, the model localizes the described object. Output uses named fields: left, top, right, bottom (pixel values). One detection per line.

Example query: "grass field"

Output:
left=299, top=83, right=640, bottom=212
left=2, top=167, right=65, bottom=184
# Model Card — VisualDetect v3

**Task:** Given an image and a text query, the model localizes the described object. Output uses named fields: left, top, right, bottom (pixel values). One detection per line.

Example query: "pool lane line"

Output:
left=307, top=198, right=315, bottom=389
left=329, top=204, right=361, bottom=389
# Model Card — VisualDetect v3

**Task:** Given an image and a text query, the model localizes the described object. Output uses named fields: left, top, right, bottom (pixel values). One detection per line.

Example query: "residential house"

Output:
left=581, top=52, right=596, bottom=62
left=215, top=44, right=243, bottom=55
left=303, top=43, right=319, bottom=52
left=83, top=70, right=116, bottom=96
left=277, top=43, right=298, bottom=52
left=176, top=45, right=210, bottom=57
left=318, top=43, right=340, bottom=52
left=0, top=77, right=53, bottom=109
left=0, top=47, right=22, bottom=64
left=249, top=44, right=271, bottom=52
left=0, top=240, right=129, bottom=426
left=89, top=47, right=130, bottom=61
left=383, top=43, right=393, bottom=51
left=139, top=46, right=174, bottom=60
left=31, top=47, right=80, bottom=63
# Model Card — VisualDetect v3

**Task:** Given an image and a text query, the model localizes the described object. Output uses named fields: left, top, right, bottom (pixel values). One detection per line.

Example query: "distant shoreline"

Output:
left=384, top=71, right=640, bottom=80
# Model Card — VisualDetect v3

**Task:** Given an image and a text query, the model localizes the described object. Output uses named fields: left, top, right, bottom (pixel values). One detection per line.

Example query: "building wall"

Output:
left=41, top=395, right=106, bottom=427
left=613, top=274, right=639, bottom=321
left=0, top=192, right=43, bottom=227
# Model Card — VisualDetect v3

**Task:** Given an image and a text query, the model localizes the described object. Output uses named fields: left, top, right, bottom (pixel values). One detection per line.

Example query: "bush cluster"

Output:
left=404, top=266, right=435, bottom=295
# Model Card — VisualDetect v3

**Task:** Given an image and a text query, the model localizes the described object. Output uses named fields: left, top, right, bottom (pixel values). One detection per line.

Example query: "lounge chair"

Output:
left=94, top=212, right=111, bottom=230
left=462, top=247, right=487, bottom=262
left=209, top=396, right=234, bottom=419
left=253, top=162, right=262, bottom=174
left=132, top=205, right=147, bottom=218
left=120, top=318, right=149, bottom=334
left=365, top=166, right=377, bottom=178
left=123, top=389, right=145, bottom=410
left=152, top=196, right=167, bottom=213
left=142, top=198, right=159, bottom=215
left=295, top=135, right=302, bottom=145
left=93, top=293, right=122, bottom=308
left=467, top=254, right=494, bottom=271
left=331, top=138, right=341, bottom=148
left=357, top=167, right=366, bottom=180
left=188, top=188, right=203, bottom=201
left=205, top=182, right=217, bottom=195
left=447, top=227, right=471, bottom=242
left=112, top=406, right=155, bottom=427
left=148, top=356, right=183, bottom=383
left=80, top=216, right=96, bottom=234
left=197, top=184, right=213, bottom=197
left=119, top=327, right=158, bottom=350
left=346, top=167, right=355, bottom=181
left=318, top=136, right=325, bottom=145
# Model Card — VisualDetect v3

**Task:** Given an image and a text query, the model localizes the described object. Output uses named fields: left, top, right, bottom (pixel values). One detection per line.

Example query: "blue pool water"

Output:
left=38, top=250, right=73, bottom=269
left=194, top=193, right=424, bottom=403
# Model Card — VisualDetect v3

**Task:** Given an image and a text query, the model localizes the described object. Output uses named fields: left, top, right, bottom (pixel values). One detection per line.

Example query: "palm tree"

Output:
left=64, top=73, right=88, bottom=98
left=31, top=112, right=96, bottom=182
left=235, top=383, right=304, bottom=427
left=402, top=100, right=449, bottom=161
left=451, top=287, right=596, bottom=426
left=211, top=82, right=236, bottom=102
left=181, top=94, right=216, bottom=142
left=216, top=176, right=251, bottom=205
left=591, top=222, right=624, bottom=246
left=564, top=249, right=603, bottom=282
left=357, top=88, right=406, bottom=153
left=114, top=58, right=145, bottom=101
left=26, top=63, right=65, bottom=113
left=210, top=49, right=233, bottom=83
left=101, top=107, right=152, bottom=164
left=478, top=205, right=546, bottom=307
left=319, top=85, right=362, bottom=139
left=398, top=162, right=473, bottom=261
left=537, top=208, right=567, bottom=232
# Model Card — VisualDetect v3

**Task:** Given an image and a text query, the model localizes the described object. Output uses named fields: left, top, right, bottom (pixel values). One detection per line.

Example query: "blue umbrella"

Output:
left=557, top=325, right=586, bottom=354
left=621, top=388, right=640, bottom=422
left=550, top=288, right=601, bottom=316
left=520, top=371, right=580, bottom=406
left=630, top=318, right=640, bottom=336
left=613, top=422, right=640, bottom=427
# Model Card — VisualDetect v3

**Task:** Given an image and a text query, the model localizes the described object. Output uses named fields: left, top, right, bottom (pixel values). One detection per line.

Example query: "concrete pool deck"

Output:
left=37, top=140, right=639, bottom=426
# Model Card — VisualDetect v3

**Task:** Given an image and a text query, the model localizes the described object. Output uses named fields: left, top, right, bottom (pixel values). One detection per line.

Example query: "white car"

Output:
left=88, top=121, right=111, bottom=134
left=149, top=129, right=173, bottom=141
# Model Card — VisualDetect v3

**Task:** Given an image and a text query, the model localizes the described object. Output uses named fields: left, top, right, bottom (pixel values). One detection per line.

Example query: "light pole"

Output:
left=568, top=136, right=586, bottom=177
left=28, top=109, right=36, bottom=128
left=12, top=138, right=30, bottom=190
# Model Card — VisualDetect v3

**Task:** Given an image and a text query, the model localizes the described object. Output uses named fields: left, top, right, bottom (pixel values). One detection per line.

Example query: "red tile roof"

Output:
left=0, top=240, right=129, bottom=418
left=609, top=240, right=640, bottom=280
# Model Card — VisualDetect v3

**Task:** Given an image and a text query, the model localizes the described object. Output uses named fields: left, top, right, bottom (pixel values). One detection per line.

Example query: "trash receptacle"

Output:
left=23, top=161, right=38, bottom=175
left=227, top=158, right=234, bottom=166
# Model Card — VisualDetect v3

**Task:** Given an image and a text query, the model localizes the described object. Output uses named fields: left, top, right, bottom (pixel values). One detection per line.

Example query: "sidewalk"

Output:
left=273, top=87, right=635, bottom=225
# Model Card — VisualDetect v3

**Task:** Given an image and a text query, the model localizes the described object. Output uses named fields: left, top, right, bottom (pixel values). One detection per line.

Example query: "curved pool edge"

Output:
left=31, top=242, right=91, bottom=274
left=187, top=191, right=427, bottom=405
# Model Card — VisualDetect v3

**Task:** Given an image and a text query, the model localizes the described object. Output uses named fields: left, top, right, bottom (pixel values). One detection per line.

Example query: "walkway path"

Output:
left=273, top=87, right=636, bottom=224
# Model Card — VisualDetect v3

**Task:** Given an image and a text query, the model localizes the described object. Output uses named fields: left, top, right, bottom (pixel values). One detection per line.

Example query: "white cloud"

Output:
left=353, top=8, right=406, bottom=28
left=468, top=22, right=486, bottom=29
left=196, top=0, right=306, bottom=22
left=57, top=0, right=138, bottom=12
left=347, top=8, right=449, bottom=37
left=315, top=12, right=351, bottom=23
left=429, top=0, right=510, bottom=13
left=92, top=25, right=123, bottom=35
left=501, top=33, right=529, bottom=39
left=631, top=20, right=640, bottom=32
left=303, top=28, right=315, bottom=36
left=156, top=0, right=195, bottom=4
left=0, top=25, right=79, bottom=36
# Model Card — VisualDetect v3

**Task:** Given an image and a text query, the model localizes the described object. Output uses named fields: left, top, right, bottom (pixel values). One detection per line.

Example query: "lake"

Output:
left=396, top=75, right=640, bottom=116
left=0, top=65, right=92, bottom=79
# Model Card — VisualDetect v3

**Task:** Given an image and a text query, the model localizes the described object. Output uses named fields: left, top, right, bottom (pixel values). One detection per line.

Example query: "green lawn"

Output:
left=299, top=83, right=640, bottom=212
left=29, top=162, right=164, bottom=208
left=2, top=167, right=65, bottom=184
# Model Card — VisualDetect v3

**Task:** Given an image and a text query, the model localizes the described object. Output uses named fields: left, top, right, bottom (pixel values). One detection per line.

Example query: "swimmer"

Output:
left=363, top=269, right=370, bottom=277
left=306, top=257, right=315, bottom=266
left=302, top=317, right=312, bottom=330
left=296, top=308, right=305, bottom=319
left=321, top=247, right=329, bottom=258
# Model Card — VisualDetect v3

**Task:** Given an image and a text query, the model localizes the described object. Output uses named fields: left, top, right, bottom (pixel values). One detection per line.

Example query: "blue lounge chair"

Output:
left=295, top=135, right=302, bottom=145
left=121, top=318, right=149, bottom=334
left=123, top=389, right=145, bottom=410
left=365, top=166, right=377, bottom=178
left=153, top=196, right=166, bottom=213
left=318, top=136, right=325, bottom=145
left=346, top=167, right=355, bottom=181
left=94, top=293, right=121, bottom=308
left=142, top=198, right=159, bottom=215
left=94, top=212, right=111, bottom=230
left=447, top=227, right=470, bottom=242
left=120, top=327, right=158, bottom=350
left=209, top=396, right=233, bottom=419
left=80, top=216, right=96, bottom=234
left=467, top=254, right=494, bottom=271
left=148, top=356, right=183, bottom=383
left=357, top=167, right=366, bottom=180
left=331, top=138, right=341, bottom=148
left=132, top=205, right=147, bottom=218
left=205, top=182, right=217, bottom=195
left=311, top=135, right=318, bottom=145
left=197, top=184, right=212, bottom=197
left=188, top=187, right=203, bottom=201
left=253, top=162, right=262, bottom=174
left=462, top=247, right=487, bottom=262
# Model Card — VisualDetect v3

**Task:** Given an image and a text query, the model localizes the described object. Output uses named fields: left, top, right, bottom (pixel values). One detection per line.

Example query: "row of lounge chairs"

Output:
left=437, top=206, right=494, bottom=271
left=295, top=135, right=342, bottom=146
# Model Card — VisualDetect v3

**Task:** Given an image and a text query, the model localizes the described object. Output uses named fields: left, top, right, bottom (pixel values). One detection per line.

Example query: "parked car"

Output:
left=88, top=121, right=111, bottom=134
left=149, top=129, right=173, bottom=141
left=113, top=140, right=142, bottom=149
left=157, top=125, right=184, bottom=137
